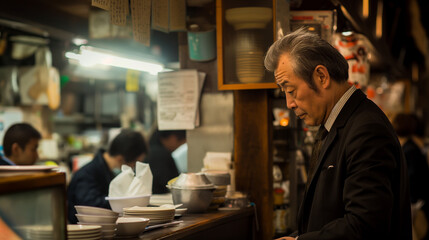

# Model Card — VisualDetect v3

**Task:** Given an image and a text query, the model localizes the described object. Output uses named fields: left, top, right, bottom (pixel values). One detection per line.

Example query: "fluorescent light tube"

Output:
left=65, top=46, right=164, bottom=75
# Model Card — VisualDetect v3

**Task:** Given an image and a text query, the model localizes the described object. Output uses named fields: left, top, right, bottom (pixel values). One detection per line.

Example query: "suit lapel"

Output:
left=297, top=89, right=366, bottom=232
left=307, top=89, right=366, bottom=191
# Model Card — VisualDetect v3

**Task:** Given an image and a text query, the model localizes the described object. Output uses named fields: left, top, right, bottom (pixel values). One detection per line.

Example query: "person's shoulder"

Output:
left=0, top=157, right=10, bottom=165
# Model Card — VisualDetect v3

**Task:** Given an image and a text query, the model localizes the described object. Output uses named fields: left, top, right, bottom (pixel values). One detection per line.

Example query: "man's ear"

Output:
left=11, top=143, right=21, bottom=155
left=313, top=65, right=330, bottom=88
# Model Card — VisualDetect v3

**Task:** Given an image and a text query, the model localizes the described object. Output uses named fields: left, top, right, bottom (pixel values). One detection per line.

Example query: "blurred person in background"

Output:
left=172, top=142, right=188, bottom=173
left=67, top=129, right=147, bottom=223
left=393, top=113, right=429, bottom=240
left=0, top=123, right=41, bottom=165
left=144, top=129, right=186, bottom=194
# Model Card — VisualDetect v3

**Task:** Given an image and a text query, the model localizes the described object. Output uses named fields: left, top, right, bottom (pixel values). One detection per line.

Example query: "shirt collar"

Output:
left=2, top=156, right=16, bottom=165
left=324, top=85, right=357, bottom=132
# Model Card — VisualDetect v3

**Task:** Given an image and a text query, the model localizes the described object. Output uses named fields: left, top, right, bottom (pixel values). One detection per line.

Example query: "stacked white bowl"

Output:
left=75, top=205, right=118, bottom=239
left=105, top=195, right=151, bottom=214
left=203, top=171, right=231, bottom=210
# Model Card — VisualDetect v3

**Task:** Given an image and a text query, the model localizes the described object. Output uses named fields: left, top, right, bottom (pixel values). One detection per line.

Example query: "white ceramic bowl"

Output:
left=75, top=214, right=118, bottom=224
left=203, top=171, right=231, bottom=186
left=225, top=7, right=272, bottom=30
left=75, top=205, right=119, bottom=217
left=105, top=195, right=151, bottom=214
left=101, top=229, right=116, bottom=236
left=116, top=217, right=150, bottom=236
left=77, top=222, right=117, bottom=231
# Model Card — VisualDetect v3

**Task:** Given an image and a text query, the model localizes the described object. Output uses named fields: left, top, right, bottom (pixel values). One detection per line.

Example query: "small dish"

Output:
left=116, top=217, right=150, bottom=236
left=77, top=222, right=116, bottom=231
left=75, top=205, right=119, bottom=217
left=175, top=208, right=187, bottom=215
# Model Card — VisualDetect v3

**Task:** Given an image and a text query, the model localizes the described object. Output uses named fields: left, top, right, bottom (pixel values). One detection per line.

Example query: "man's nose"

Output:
left=286, top=96, right=296, bottom=109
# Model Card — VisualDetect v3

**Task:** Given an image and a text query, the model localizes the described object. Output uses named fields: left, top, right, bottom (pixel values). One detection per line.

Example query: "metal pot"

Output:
left=169, top=187, right=215, bottom=213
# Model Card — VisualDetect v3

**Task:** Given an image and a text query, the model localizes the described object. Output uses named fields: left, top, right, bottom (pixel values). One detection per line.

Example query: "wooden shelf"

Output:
left=216, top=0, right=277, bottom=90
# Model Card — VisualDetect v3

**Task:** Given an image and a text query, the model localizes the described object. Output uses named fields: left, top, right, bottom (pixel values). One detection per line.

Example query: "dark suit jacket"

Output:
left=402, top=139, right=429, bottom=217
left=67, top=149, right=115, bottom=223
left=297, top=89, right=412, bottom=240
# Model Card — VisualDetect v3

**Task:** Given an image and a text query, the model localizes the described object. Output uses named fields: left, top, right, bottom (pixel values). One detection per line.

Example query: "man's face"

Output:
left=15, top=138, right=40, bottom=165
left=274, top=54, right=328, bottom=126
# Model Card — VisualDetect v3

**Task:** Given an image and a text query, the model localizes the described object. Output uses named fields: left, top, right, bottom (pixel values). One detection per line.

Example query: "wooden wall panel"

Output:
left=234, top=89, right=273, bottom=239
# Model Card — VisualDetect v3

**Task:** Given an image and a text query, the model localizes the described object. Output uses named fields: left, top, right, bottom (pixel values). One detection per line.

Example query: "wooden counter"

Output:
left=134, top=207, right=255, bottom=240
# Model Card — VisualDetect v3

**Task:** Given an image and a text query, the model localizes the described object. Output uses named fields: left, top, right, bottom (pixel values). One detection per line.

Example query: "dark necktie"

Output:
left=306, top=125, right=328, bottom=189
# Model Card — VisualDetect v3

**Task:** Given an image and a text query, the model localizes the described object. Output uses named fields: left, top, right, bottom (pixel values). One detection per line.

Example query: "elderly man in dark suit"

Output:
left=264, top=28, right=412, bottom=240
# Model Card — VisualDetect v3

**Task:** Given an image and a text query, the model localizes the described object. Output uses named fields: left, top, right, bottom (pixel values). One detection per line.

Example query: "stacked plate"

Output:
left=75, top=205, right=118, bottom=239
left=16, top=225, right=54, bottom=240
left=234, top=30, right=265, bottom=83
left=123, top=206, right=175, bottom=226
left=67, top=224, right=102, bottom=240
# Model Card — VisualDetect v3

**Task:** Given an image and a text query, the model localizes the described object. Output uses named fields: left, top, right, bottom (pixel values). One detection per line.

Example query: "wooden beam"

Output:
left=0, top=0, right=89, bottom=38
left=234, top=89, right=273, bottom=239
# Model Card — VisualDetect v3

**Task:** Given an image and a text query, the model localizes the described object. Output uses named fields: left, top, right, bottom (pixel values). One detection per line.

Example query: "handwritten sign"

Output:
left=110, top=0, right=129, bottom=26
left=157, top=70, right=205, bottom=130
left=130, top=0, right=151, bottom=46
left=92, top=0, right=110, bottom=10
left=151, top=0, right=169, bottom=32
left=169, top=0, right=186, bottom=31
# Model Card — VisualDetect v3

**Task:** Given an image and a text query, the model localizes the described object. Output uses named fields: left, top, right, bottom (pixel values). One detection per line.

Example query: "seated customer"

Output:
left=145, top=129, right=186, bottom=194
left=393, top=113, right=429, bottom=240
left=67, top=129, right=147, bottom=223
left=0, top=123, right=41, bottom=165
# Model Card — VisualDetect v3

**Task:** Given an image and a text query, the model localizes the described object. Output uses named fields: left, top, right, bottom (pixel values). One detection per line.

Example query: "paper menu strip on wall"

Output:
left=151, top=0, right=169, bottom=33
left=169, top=0, right=186, bottom=31
left=157, top=70, right=205, bottom=130
left=110, top=0, right=129, bottom=26
left=130, top=0, right=151, bottom=46
left=92, top=0, right=111, bottom=10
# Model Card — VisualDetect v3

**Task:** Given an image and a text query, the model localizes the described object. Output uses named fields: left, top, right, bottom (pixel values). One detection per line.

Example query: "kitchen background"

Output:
left=0, top=0, right=428, bottom=238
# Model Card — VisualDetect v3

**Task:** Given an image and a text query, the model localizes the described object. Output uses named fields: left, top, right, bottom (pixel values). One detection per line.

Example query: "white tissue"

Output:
left=108, top=162, right=153, bottom=197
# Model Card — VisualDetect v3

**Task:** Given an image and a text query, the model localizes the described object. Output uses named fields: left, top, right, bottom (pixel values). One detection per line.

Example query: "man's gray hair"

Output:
left=264, top=28, right=349, bottom=91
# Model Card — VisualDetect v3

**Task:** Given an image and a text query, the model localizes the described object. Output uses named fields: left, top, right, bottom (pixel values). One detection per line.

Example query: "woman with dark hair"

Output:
left=393, top=113, right=429, bottom=240
left=67, top=129, right=147, bottom=223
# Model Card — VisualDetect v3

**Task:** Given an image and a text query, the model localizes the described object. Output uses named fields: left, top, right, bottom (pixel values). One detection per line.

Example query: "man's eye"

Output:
left=287, top=90, right=294, bottom=94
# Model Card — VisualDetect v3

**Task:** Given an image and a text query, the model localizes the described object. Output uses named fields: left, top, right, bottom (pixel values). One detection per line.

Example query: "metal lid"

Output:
left=171, top=173, right=215, bottom=189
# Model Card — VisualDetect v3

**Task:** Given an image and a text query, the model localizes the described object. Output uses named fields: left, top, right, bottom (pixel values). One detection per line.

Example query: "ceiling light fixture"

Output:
left=362, top=0, right=369, bottom=19
left=375, top=0, right=383, bottom=38
left=65, top=46, right=164, bottom=75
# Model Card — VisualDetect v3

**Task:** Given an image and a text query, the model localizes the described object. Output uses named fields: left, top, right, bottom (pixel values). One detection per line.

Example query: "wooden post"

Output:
left=234, top=89, right=273, bottom=239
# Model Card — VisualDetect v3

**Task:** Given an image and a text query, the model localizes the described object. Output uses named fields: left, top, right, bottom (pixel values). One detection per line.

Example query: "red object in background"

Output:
left=367, top=86, right=376, bottom=99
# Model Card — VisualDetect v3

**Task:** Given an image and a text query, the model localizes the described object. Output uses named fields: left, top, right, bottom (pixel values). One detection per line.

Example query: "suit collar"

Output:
left=307, top=89, right=366, bottom=189
left=298, top=89, right=367, bottom=232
